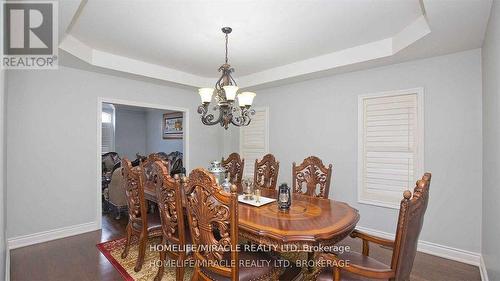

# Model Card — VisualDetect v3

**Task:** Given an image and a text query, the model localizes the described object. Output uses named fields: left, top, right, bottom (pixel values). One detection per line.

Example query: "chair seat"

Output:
left=131, top=212, right=162, bottom=231
left=200, top=250, right=281, bottom=281
left=317, top=251, right=390, bottom=281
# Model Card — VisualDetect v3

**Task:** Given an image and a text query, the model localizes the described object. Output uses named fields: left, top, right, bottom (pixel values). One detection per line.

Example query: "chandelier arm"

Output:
left=231, top=107, right=255, bottom=127
left=198, top=105, right=223, bottom=126
left=228, top=73, right=238, bottom=87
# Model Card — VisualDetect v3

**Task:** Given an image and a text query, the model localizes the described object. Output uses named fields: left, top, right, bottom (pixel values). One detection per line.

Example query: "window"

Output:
left=357, top=88, right=424, bottom=209
left=101, top=112, right=112, bottom=123
left=101, top=104, right=115, bottom=153
left=240, top=107, right=269, bottom=178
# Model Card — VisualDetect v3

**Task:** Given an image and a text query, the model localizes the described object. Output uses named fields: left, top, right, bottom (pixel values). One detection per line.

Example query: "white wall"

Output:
left=482, top=0, right=500, bottom=279
left=251, top=49, right=483, bottom=253
left=145, top=110, right=183, bottom=155
left=0, top=69, right=6, bottom=281
left=115, top=108, right=147, bottom=159
left=6, top=65, right=221, bottom=239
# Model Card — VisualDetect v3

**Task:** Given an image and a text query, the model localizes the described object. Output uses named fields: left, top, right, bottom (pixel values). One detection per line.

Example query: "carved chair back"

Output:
left=221, top=152, right=244, bottom=185
left=151, top=160, right=186, bottom=247
left=121, top=158, right=148, bottom=231
left=254, top=154, right=280, bottom=190
left=292, top=156, right=332, bottom=199
left=185, top=168, right=239, bottom=280
left=141, top=154, right=170, bottom=184
left=391, top=173, right=432, bottom=280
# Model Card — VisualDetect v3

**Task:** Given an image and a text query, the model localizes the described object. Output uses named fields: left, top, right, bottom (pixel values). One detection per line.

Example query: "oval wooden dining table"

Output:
left=238, top=189, right=360, bottom=251
left=144, top=186, right=360, bottom=250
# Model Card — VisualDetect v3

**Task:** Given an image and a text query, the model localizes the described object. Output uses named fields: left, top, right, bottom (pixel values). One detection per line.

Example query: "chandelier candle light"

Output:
left=198, top=27, right=256, bottom=129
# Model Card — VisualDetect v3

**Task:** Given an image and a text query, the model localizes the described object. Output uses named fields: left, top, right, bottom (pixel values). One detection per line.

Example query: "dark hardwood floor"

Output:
left=10, top=214, right=481, bottom=281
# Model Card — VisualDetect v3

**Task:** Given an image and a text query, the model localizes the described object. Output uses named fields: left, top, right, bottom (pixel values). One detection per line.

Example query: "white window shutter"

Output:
left=358, top=89, right=424, bottom=208
left=101, top=104, right=115, bottom=154
left=240, top=108, right=269, bottom=179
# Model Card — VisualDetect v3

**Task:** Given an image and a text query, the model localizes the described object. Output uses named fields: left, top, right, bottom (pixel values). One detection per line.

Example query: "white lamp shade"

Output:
left=238, top=92, right=256, bottom=107
left=198, top=88, right=214, bottom=103
left=223, top=85, right=239, bottom=101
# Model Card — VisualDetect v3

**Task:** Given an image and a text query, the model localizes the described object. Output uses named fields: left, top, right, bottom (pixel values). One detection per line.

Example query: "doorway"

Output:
left=97, top=98, right=189, bottom=232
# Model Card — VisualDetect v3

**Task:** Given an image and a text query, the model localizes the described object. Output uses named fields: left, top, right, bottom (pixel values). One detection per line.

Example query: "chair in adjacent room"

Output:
left=121, top=158, right=162, bottom=272
left=292, top=156, right=333, bottom=199
left=254, top=153, right=280, bottom=191
left=102, top=152, right=121, bottom=177
left=107, top=166, right=127, bottom=219
left=185, top=168, right=282, bottom=280
left=221, top=152, right=245, bottom=186
left=315, top=173, right=432, bottom=281
left=150, top=160, right=190, bottom=281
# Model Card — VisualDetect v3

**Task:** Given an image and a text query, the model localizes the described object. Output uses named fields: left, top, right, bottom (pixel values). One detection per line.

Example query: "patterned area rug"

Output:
left=97, top=237, right=193, bottom=281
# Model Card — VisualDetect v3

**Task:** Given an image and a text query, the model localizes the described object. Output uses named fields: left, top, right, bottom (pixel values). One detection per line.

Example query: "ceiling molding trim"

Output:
left=59, top=13, right=430, bottom=89
left=59, top=35, right=213, bottom=88
left=239, top=16, right=430, bottom=87
left=90, top=49, right=213, bottom=87
left=238, top=38, right=393, bottom=87
left=392, top=15, right=431, bottom=53
left=59, top=35, right=93, bottom=62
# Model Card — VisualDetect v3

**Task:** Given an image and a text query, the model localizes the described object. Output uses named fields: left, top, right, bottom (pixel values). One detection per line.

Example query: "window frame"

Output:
left=357, top=88, right=425, bottom=209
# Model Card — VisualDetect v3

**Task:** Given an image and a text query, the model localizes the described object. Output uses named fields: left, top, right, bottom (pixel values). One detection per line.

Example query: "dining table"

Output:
left=144, top=183, right=359, bottom=274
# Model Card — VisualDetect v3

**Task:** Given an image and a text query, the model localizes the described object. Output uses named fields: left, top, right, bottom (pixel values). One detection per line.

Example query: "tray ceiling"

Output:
left=57, top=0, right=492, bottom=88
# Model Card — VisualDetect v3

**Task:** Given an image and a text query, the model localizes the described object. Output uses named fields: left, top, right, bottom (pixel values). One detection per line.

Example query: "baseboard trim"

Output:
left=7, top=221, right=99, bottom=250
left=356, top=226, right=481, bottom=266
left=479, top=256, right=489, bottom=281
left=5, top=243, right=10, bottom=281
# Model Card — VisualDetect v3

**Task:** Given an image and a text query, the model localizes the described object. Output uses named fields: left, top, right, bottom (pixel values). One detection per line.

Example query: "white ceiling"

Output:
left=57, top=0, right=492, bottom=89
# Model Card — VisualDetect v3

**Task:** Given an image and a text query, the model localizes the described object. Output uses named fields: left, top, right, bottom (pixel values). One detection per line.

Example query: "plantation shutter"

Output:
left=358, top=90, right=423, bottom=208
left=101, top=104, right=115, bottom=154
left=240, top=108, right=269, bottom=179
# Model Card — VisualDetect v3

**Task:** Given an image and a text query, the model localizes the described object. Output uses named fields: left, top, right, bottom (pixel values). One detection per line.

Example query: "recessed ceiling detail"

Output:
left=58, top=0, right=492, bottom=89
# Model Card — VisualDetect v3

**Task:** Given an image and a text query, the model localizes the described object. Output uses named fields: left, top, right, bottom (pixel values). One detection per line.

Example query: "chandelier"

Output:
left=197, top=27, right=256, bottom=130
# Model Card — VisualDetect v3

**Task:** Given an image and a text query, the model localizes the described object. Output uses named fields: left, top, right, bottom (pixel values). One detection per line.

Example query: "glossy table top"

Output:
left=238, top=189, right=359, bottom=244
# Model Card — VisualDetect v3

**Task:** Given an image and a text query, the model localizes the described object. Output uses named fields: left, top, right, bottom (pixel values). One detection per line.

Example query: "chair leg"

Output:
left=154, top=247, right=166, bottom=281
left=177, top=252, right=185, bottom=281
left=121, top=224, right=132, bottom=259
left=115, top=206, right=121, bottom=220
left=134, top=230, right=147, bottom=272
left=191, top=266, right=200, bottom=281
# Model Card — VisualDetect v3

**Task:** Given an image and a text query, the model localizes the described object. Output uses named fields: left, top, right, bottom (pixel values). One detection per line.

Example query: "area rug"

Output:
left=97, top=237, right=192, bottom=281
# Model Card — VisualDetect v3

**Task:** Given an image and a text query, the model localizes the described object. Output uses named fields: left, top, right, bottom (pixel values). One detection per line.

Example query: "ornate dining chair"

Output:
left=185, top=168, right=282, bottom=281
left=221, top=152, right=245, bottom=186
left=292, top=156, right=333, bottom=199
left=254, top=153, right=280, bottom=191
left=150, top=160, right=190, bottom=281
left=315, top=173, right=432, bottom=281
left=107, top=167, right=127, bottom=219
left=141, top=154, right=170, bottom=186
left=120, top=158, right=162, bottom=272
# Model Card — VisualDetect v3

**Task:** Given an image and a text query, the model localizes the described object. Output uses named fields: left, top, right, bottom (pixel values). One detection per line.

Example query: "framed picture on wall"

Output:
left=163, top=112, right=183, bottom=139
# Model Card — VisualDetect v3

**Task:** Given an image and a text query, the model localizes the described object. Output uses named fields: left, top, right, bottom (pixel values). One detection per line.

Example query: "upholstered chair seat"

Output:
left=317, top=251, right=390, bottom=281
left=200, top=251, right=281, bottom=281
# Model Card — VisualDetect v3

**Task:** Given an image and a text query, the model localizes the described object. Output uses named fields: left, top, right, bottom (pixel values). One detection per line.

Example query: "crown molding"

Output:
left=59, top=4, right=430, bottom=89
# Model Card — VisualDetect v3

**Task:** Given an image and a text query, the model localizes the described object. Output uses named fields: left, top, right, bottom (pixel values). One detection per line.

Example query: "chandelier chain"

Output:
left=225, top=33, right=229, bottom=64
